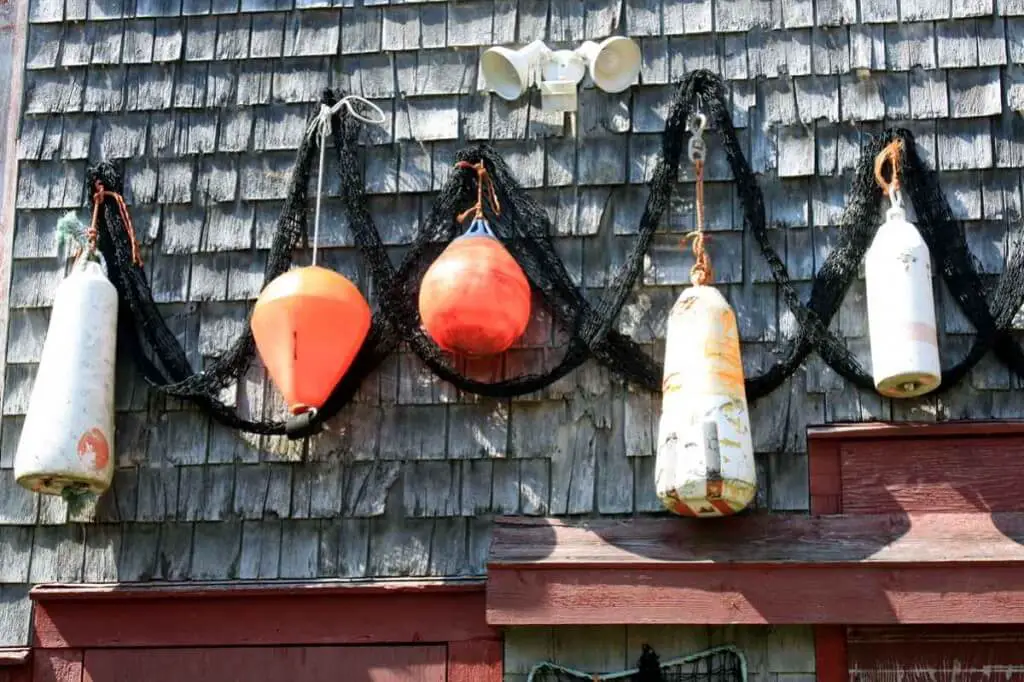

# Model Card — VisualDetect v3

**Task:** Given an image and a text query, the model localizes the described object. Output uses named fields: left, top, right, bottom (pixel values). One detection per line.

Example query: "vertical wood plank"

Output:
left=0, top=0, right=30, bottom=412
left=814, top=626, right=848, bottom=682
left=82, top=646, right=447, bottom=682
left=626, top=625, right=710, bottom=663
left=448, top=639, right=502, bottom=682
left=503, top=627, right=554, bottom=676
left=33, top=650, right=83, bottom=682
left=551, top=626, right=627, bottom=673
left=808, top=439, right=842, bottom=514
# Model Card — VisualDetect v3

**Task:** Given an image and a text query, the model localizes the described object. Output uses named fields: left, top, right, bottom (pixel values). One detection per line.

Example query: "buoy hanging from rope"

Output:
left=14, top=205, right=124, bottom=498
left=418, top=160, right=532, bottom=356
left=864, top=140, right=941, bottom=398
left=654, top=114, right=756, bottom=518
left=251, top=97, right=383, bottom=436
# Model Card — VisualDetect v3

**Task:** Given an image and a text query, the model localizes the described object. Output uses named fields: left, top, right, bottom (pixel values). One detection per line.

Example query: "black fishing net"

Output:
left=85, top=69, right=1024, bottom=438
left=527, top=644, right=746, bottom=682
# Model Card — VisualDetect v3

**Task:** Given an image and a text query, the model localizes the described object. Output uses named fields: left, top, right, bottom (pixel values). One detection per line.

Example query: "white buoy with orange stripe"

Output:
left=654, top=114, right=757, bottom=518
left=865, top=140, right=941, bottom=399
left=13, top=209, right=125, bottom=498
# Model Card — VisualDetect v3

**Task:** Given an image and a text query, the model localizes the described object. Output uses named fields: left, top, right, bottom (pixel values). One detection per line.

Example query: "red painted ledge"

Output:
left=0, top=649, right=30, bottom=668
left=30, top=578, right=496, bottom=649
left=807, top=419, right=1024, bottom=441
left=486, top=513, right=1024, bottom=626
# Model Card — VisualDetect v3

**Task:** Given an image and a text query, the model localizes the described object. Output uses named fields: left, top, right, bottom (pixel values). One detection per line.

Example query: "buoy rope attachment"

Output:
left=306, top=95, right=387, bottom=266
left=91, top=180, right=143, bottom=266
left=874, top=137, right=905, bottom=209
left=684, top=112, right=712, bottom=286
left=454, top=160, right=501, bottom=225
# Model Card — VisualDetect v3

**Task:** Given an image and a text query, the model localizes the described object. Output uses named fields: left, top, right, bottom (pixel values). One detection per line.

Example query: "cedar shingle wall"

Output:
left=1, top=0, right=1024, bottom=648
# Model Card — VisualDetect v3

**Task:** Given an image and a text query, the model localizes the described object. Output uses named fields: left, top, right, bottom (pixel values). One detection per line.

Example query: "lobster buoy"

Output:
left=865, top=202, right=941, bottom=398
left=251, top=266, right=371, bottom=424
left=418, top=218, right=531, bottom=356
left=655, top=284, right=756, bottom=517
left=14, top=252, right=118, bottom=497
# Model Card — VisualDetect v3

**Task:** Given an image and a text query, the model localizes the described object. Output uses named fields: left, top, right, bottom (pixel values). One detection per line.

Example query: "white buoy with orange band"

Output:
left=654, top=114, right=757, bottom=518
left=864, top=140, right=942, bottom=399
left=14, top=202, right=127, bottom=498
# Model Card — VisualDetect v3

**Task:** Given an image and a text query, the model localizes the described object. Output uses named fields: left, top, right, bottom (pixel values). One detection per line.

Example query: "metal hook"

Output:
left=687, top=112, right=708, bottom=164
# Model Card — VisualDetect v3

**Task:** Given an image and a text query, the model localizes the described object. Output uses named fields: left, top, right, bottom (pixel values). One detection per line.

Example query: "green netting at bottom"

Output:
left=527, top=645, right=747, bottom=682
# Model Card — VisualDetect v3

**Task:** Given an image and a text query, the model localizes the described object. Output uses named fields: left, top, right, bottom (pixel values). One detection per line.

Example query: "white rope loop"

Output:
left=305, top=95, right=387, bottom=266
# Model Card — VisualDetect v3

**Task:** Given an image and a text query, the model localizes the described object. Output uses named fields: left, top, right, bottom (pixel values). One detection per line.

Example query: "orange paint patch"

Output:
left=77, top=428, right=110, bottom=470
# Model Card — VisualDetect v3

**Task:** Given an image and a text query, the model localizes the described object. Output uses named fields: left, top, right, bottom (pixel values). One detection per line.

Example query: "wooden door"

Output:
left=75, top=646, right=447, bottom=682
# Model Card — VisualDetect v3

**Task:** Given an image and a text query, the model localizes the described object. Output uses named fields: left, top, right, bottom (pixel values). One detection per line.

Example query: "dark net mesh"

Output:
left=85, top=69, right=1024, bottom=438
left=527, top=644, right=746, bottom=682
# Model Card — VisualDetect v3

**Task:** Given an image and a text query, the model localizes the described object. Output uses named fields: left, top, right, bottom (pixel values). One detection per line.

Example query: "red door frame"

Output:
left=26, top=579, right=502, bottom=682
left=808, top=420, right=1024, bottom=682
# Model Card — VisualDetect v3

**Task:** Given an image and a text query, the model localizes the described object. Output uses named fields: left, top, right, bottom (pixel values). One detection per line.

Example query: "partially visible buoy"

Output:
left=865, top=140, right=941, bottom=399
left=15, top=250, right=118, bottom=497
left=418, top=217, right=532, bottom=356
left=655, top=284, right=757, bottom=517
left=251, top=265, right=371, bottom=421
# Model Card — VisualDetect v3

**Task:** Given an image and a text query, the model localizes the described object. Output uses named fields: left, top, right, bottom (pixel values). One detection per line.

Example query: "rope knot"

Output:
left=683, top=230, right=712, bottom=286
left=874, top=137, right=905, bottom=199
left=91, top=180, right=143, bottom=266
left=455, top=160, right=501, bottom=224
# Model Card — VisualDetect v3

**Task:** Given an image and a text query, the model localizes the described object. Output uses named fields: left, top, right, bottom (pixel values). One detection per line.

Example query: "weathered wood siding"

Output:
left=0, top=0, right=1022, bottom=652
left=503, top=625, right=816, bottom=682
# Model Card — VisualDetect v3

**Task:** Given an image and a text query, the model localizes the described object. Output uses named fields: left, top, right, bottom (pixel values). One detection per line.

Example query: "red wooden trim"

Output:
left=32, top=650, right=82, bottom=682
left=0, top=650, right=29, bottom=668
left=29, top=578, right=485, bottom=602
left=487, top=564, right=1024, bottom=625
left=839, top=436, right=1024, bottom=514
left=81, top=645, right=449, bottom=682
left=809, top=439, right=842, bottom=515
left=447, top=639, right=503, bottom=682
left=807, top=420, right=1024, bottom=441
left=32, top=579, right=497, bottom=649
left=487, top=513, right=1024, bottom=625
left=489, top=512, right=1024, bottom=565
left=814, top=627, right=847, bottom=682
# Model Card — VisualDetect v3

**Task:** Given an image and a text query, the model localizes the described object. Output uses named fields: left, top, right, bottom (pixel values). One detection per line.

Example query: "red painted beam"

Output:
left=487, top=564, right=1024, bottom=625
left=31, top=579, right=496, bottom=649
left=487, top=513, right=1024, bottom=625
left=807, top=420, right=1024, bottom=441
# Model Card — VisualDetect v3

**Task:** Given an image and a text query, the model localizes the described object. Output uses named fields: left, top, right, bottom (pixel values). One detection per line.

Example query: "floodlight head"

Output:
left=480, top=40, right=551, bottom=101
left=576, top=36, right=642, bottom=93
left=537, top=49, right=587, bottom=112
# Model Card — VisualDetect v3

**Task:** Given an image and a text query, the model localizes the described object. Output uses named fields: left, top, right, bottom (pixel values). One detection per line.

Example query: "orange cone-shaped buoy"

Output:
left=251, top=265, right=371, bottom=418
left=418, top=218, right=531, bottom=356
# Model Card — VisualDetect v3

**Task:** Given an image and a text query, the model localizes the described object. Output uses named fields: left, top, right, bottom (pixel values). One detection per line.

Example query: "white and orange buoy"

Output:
left=15, top=216, right=119, bottom=497
left=655, top=283, right=757, bottom=517
left=864, top=140, right=941, bottom=398
left=654, top=114, right=757, bottom=518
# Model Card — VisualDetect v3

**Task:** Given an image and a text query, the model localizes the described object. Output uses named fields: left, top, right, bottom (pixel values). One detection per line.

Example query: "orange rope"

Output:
left=683, top=157, right=712, bottom=286
left=454, top=160, right=501, bottom=224
left=874, top=138, right=904, bottom=197
left=91, top=180, right=143, bottom=266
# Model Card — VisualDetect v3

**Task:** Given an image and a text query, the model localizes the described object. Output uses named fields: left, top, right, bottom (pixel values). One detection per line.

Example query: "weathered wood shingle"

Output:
left=4, top=0, right=1024, bottom=648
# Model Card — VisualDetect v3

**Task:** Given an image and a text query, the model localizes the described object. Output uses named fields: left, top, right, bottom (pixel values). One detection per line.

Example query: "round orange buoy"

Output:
left=418, top=219, right=532, bottom=356
left=251, top=265, right=371, bottom=417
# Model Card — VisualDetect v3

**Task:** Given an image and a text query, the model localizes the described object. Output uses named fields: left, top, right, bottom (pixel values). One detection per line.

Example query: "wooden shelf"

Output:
left=487, top=513, right=1024, bottom=626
